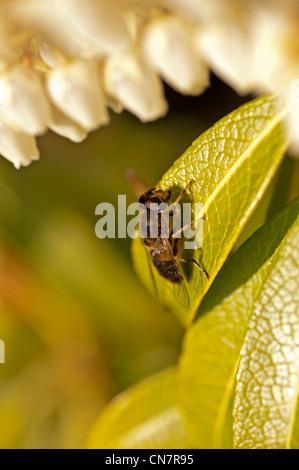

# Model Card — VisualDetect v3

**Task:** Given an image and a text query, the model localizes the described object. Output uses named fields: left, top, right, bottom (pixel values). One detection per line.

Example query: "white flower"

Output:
left=165, top=0, right=228, bottom=23
left=286, top=79, right=299, bottom=154
left=0, top=119, right=39, bottom=169
left=49, top=106, right=88, bottom=143
left=0, top=0, right=299, bottom=167
left=11, top=0, right=132, bottom=58
left=251, top=8, right=299, bottom=95
left=0, top=64, right=51, bottom=134
left=0, top=13, right=15, bottom=60
left=103, top=52, right=168, bottom=122
left=46, top=59, right=109, bottom=131
left=142, top=14, right=209, bottom=95
left=196, top=20, right=259, bottom=95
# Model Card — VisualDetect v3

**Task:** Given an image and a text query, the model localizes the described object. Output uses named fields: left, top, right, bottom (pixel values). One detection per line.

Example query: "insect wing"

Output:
left=144, top=244, right=159, bottom=300
left=162, top=238, right=190, bottom=309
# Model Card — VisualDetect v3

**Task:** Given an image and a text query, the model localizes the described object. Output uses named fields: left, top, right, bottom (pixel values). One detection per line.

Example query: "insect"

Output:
left=137, top=179, right=209, bottom=307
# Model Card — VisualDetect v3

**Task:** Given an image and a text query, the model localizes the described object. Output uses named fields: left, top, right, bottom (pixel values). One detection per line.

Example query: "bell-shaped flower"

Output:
left=164, top=0, right=236, bottom=23
left=103, top=52, right=168, bottom=122
left=49, top=106, right=88, bottom=143
left=251, top=9, right=299, bottom=95
left=196, top=20, right=260, bottom=95
left=143, top=14, right=209, bottom=95
left=285, top=79, right=299, bottom=157
left=0, top=118, right=39, bottom=168
left=0, top=64, right=51, bottom=135
left=46, top=59, right=109, bottom=131
left=11, top=0, right=131, bottom=58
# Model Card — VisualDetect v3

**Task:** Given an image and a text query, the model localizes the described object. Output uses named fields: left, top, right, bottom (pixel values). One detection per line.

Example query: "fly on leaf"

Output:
left=127, top=170, right=209, bottom=308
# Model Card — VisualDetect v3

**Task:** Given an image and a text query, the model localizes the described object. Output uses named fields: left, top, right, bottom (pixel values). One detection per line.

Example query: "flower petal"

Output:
left=251, top=10, right=299, bottom=94
left=143, top=14, right=209, bottom=95
left=103, top=52, right=168, bottom=122
left=49, top=106, right=88, bottom=143
left=46, top=60, right=109, bottom=131
left=164, top=0, right=232, bottom=23
left=60, top=0, right=132, bottom=55
left=0, top=64, right=51, bottom=135
left=196, top=22, right=259, bottom=95
left=11, top=0, right=131, bottom=58
left=0, top=9, right=16, bottom=60
left=285, top=80, right=299, bottom=157
left=0, top=119, right=39, bottom=168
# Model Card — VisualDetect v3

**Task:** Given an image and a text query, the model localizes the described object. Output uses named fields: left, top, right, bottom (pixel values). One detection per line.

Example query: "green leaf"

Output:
left=86, top=368, right=192, bottom=449
left=232, top=153, right=295, bottom=253
left=132, top=95, right=288, bottom=326
left=178, top=197, right=299, bottom=448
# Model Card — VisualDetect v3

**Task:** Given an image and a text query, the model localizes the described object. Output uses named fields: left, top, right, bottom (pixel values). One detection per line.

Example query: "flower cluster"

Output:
left=0, top=0, right=299, bottom=168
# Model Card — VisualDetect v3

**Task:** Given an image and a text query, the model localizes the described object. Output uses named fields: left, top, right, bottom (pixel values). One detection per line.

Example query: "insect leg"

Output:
left=172, top=214, right=205, bottom=239
left=173, top=179, right=195, bottom=204
left=177, top=257, right=210, bottom=279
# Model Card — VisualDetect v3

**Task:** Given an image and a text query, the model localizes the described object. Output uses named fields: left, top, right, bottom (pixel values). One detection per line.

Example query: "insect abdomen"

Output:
left=151, top=250, right=183, bottom=284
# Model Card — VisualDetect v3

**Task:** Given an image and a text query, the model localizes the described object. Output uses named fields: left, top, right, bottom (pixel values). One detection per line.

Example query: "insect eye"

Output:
left=139, top=194, right=146, bottom=204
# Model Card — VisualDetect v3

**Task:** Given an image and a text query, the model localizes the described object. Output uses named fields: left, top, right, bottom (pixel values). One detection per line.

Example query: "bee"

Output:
left=137, top=179, right=209, bottom=307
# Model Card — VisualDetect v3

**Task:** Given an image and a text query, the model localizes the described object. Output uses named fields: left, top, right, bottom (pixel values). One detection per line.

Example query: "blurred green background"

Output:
left=0, top=77, right=295, bottom=448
